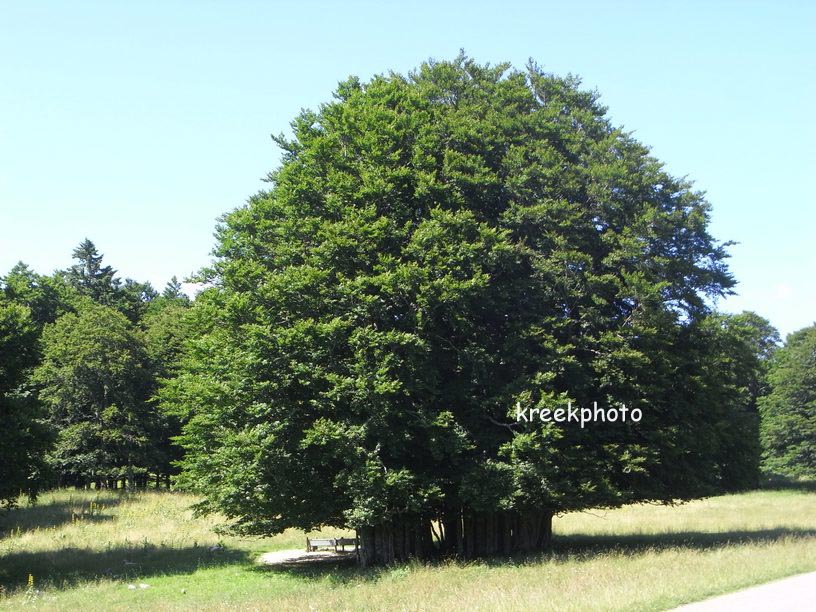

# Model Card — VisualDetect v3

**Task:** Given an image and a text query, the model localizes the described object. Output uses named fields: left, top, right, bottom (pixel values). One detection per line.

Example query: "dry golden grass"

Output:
left=1, top=488, right=815, bottom=610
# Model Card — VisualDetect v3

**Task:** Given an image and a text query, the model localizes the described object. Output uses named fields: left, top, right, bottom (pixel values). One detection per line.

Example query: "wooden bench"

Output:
left=306, top=536, right=358, bottom=552
left=334, top=537, right=357, bottom=551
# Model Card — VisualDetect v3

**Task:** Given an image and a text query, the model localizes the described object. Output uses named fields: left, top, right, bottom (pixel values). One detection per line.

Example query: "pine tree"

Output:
left=162, top=276, right=188, bottom=302
left=63, top=239, right=160, bottom=323
left=65, top=239, right=120, bottom=305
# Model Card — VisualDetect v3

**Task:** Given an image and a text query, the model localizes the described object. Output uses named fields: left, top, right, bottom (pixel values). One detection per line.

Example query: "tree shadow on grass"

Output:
left=0, top=493, right=127, bottom=535
left=256, top=527, right=816, bottom=585
left=543, top=527, right=816, bottom=559
left=759, top=477, right=816, bottom=493
left=0, top=543, right=251, bottom=595
left=4, top=527, right=814, bottom=595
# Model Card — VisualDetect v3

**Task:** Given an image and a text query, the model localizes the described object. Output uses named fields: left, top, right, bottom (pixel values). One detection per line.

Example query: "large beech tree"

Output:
left=164, top=56, right=744, bottom=565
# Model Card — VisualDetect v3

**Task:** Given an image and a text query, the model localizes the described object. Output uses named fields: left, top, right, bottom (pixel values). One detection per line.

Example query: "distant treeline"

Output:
left=2, top=241, right=812, bottom=508
left=1, top=239, right=190, bottom=501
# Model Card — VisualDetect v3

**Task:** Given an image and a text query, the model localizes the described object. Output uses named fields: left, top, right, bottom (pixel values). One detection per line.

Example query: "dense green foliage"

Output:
left=161, top=56, right=767, bottom=563
left=63, top=239, right=159, bottom=323
left=699, top=312, right=780, bottom=489
left=141, top=297, right=193, bottom=481
left=3, top=262, right=78, bottom=330
left=0, top=297, right=52, bottom=507
left=34, top=304, right=157, bottom=486
left=1, top=264, right=79, bottom=505
left=1, top=241, right=189, bottom=494
left=760, top=325, right=816, bottom=479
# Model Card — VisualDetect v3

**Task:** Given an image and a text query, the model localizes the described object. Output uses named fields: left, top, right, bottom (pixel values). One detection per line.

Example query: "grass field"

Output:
left=1, top=488, right=815, bottom=611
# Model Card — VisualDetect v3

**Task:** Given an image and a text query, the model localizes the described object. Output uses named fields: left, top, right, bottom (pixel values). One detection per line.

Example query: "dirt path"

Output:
left=258, top=549, right=356, bottom=566
left=673, top=571, right=816, bottom=611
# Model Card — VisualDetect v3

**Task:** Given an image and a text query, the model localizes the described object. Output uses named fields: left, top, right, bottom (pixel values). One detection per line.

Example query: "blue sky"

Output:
left=1, top=1, right=813, bottom=337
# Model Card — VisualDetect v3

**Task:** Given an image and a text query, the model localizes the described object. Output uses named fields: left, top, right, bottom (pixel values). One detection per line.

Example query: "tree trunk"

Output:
left=357, top=510, right=552, bottom=566
left=462, top=509, right=553, bottom=558
left=440, top=509, right=462, bottom=556
left=357, top=516, right=433, bottom=567
left=498, top=512, right=513, bottom=555
left=513, top=509, right=553, bottom=552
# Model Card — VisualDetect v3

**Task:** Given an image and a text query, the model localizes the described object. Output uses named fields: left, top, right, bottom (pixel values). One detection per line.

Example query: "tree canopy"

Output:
left=33, top=304, right=157, bottom=487
left=0, top=240, right=191, bottom=493
left=65, top=239, right=120, bottom=305
left=162, top=56, right=751, bottom=564
left=0, top=297, right=52, bottom=507
left=760, top=325, right=816, bottom=479
left=62, top=238, right=159, bottom=323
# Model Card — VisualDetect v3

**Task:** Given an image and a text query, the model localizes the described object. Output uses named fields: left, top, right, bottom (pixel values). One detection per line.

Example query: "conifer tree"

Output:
left=65, top=239, right=120, bottom=305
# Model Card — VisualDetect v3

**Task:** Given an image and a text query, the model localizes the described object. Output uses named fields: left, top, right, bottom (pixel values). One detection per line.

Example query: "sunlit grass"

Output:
left=1, top=488, right=814, bottom=610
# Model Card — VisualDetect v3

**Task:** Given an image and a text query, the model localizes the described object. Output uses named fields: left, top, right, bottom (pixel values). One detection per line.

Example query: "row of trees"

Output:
left=1, top=240, right=189, bottom=506
left=2, top=57, right=813, bottom=566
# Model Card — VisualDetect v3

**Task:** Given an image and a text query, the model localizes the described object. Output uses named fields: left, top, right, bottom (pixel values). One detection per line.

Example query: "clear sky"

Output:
left=1, top=1, right=814, bottom=337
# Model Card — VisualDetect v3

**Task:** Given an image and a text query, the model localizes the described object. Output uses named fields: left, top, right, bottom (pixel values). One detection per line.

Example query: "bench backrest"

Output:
left=307, top=538, right=335, bottom=546
left=335, top=537, right=356, bottom=546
